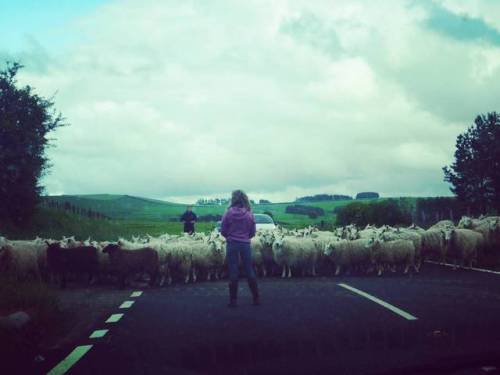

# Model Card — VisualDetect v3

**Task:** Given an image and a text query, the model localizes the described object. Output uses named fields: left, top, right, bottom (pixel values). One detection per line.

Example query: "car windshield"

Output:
left=254, top=214, right=274, bottom=224
left=4, top=2, right=500, bottom=375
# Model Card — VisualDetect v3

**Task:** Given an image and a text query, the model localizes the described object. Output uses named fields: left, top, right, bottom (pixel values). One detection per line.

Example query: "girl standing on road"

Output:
left=220, top=190, right=260, bottom=307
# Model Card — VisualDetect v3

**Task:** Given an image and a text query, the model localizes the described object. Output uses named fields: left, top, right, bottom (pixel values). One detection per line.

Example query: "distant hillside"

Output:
left=42, top=194, right=185, bottom=221
left=1, top=195, right=423, bottom=240
left=41, top=194, right=385, bottom=227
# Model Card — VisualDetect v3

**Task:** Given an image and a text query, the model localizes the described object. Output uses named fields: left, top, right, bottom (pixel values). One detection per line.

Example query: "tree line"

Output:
left=336, top=199, right=413, bottom=227
left=295, top=194, right=353, bottom=202
left=285, top=204, right=325, bottom=218
left=295, top=192, right=380, bottom=202
left=336, top=196, right=492, bottom=228
left=196, top=198, right=271, bottom=205
left=41, top=199, right=109, bottom=220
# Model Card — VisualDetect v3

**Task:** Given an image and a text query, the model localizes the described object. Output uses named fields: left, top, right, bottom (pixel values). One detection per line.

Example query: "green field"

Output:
left=1, top=207, right=216, bottom=241
left=43, top=194, right=369, bottom=225
left=0, top=194, right=418, bottom=240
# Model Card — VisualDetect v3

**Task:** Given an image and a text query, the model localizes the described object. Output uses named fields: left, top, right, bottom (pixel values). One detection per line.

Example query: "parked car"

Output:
left=216, top=213, right=275, bottom=232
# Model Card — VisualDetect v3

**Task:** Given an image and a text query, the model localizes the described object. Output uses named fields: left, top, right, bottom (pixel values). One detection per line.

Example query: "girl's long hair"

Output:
left=230, top=189, right=251, bottom=210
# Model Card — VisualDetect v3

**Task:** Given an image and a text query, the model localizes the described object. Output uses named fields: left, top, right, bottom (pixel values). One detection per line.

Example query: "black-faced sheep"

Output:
left=46, top=242, right=99, bottom=288
left=102, top=244, right=159, bottom=288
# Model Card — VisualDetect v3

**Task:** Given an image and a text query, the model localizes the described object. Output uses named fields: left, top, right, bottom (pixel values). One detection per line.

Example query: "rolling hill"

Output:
left=42, top=194, right=404, bottom=226
left=0, top=195, right=419, bottom=240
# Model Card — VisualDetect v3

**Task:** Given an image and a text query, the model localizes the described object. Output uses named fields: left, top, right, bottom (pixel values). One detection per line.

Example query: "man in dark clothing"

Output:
left=180, top=205, right=197, bottom=234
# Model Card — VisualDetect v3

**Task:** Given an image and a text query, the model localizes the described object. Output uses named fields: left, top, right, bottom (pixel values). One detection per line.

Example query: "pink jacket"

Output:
left=220, top=206, right=256, bottom=243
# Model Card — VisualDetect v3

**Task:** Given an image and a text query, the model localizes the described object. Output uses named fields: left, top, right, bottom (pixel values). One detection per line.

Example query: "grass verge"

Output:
left=0, top=276, right=62, bottom=372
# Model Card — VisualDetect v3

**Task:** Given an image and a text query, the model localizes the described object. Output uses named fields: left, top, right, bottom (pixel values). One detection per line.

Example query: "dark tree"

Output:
left=443, top=112, right=500, bottom=213
left=336, top=199, right=411, bottom=227
left=355, top=192, right=379, bottom=200
left=0, top=62, right=66, bottom=224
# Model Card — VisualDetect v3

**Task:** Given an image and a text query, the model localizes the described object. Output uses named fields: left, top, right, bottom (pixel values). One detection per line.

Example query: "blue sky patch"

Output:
left=0, top=0, right=109, bottom=52
left=425, top=2, right=500, bottom=46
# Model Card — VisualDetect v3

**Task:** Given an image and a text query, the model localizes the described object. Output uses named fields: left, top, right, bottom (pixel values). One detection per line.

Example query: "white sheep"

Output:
left=207, top=239, right=225, bottom=280
left=61, top=236, right=81, bottom=248
left=297, top=238, right=321, bottom=276
left=310, top=231, right=340, bottom=253
left=189, top=241, right=213, bottom=282
left=447, top=228, right=484, bottom=269
left=323, top=238, right=371, bottom=276
left=161, top=240, right=193, bottom=284
left=343, top=225, right=359, bottom=240
left=458, top=216, right=500, bottom=252
left=358, top=226, right=384, bottom=240
left=370, top=238, right=415, bottom=276
left=187, top=238, right=225, bottom=282
left=257, top=231, right=277, bottom=276
left=0, top=240, right=46, bottom=281
left=117, top=238, right=145, bottom=250
left=272, top=236, right=317, bottom=278
left=406, top=224, right=426, bottom=235
left=420, top=229, right=448, bottom=262
left=251, top=235, right=266, bottom=276
left=380, top=229, right=423, bottom=272
left=429, top=220, right=455, bottom=231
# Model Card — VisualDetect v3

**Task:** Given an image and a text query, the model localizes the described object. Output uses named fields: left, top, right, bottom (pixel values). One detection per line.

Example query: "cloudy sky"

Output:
left=2, top=0, right=500, bottom=203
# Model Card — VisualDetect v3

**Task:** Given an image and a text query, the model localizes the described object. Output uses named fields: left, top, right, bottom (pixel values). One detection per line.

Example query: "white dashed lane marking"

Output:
left=46, top=291, right=144, bottom=374
left=338, top=283, right=418, bottom=321
left=105, top=313, right=124, bottom=323
left=47, top=345, right=93, bottom=375
left=120, top=300, right=135, bottom=309
left=89, top=329, right=109, bottom=339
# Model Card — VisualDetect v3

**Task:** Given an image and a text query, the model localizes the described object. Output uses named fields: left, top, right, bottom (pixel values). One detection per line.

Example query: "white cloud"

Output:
left=7, top=0, right=498, bottom=202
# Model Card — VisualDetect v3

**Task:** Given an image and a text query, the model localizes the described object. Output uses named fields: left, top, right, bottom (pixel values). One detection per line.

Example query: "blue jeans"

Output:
left=226, top=240, right=256, bottom=281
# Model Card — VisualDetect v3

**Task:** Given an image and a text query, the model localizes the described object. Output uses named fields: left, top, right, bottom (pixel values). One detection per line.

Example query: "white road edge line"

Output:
left=105, top=313, right=124, bottom=323
left=338, top=283, right=418, bottom=321
left=425, top=260, right=500, bottom=275
left=130, top=291, right=143, bottom=297
left=47, top=344, right=93, bottom=375
left=120, top=301, right=135, bottom=309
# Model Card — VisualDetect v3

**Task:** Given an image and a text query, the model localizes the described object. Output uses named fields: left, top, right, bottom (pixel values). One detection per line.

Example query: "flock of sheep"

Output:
left=0, top=215, right=499, bottom=288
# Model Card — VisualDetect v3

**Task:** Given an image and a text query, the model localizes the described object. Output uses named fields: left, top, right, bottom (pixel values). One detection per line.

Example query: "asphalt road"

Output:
left=35, top=263, right=500, bottom=374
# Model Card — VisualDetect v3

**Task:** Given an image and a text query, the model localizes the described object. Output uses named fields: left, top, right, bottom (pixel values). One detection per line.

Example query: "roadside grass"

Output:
left=0, top=276, right=59, bottom=317
left=0, top=276, right=62, bottom=370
